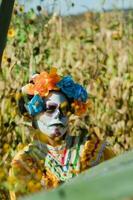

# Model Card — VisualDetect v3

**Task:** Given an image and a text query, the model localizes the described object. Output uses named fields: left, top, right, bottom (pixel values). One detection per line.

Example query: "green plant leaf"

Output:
left=22, top=150, right=133, bottom=200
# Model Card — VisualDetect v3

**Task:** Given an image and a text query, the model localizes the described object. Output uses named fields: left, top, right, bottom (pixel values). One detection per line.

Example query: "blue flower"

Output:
left=57, top=76, right=76, bottom=99
left=74, top=84, right=88, bottom=102
left=25, top=95, right=45, bottom=116
left=57, top=76, right=88, bottom=102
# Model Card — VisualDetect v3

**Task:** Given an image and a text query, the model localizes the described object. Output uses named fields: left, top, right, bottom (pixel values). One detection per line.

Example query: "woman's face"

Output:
left=34, top=91, right=69, bottom=139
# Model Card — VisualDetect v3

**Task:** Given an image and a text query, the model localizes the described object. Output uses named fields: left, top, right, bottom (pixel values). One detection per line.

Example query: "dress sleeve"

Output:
left=103, top=145, right=116, bottom=160
left=9, top=148, right=44, bottom=200
left=80, top=134, right=115, bottom=171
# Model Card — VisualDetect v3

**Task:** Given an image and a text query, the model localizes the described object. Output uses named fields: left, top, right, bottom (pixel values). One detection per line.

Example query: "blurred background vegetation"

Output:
left=0, top=0, right=133, bottom=199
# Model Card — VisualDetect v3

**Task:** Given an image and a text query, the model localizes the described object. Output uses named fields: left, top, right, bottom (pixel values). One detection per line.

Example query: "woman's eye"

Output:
left=61, top=106, right=69, bottom=115
left=60, top=102, right=69, bottom=115
left=46, top=106, right=56, bottom=113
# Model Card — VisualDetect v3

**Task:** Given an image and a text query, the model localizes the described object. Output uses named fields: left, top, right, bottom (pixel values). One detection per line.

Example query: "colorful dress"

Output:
left=9, top=133, right=115, bottom=200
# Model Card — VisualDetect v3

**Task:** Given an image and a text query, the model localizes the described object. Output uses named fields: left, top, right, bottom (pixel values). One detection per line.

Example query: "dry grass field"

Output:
left=0, top=4, right=133, bottom=199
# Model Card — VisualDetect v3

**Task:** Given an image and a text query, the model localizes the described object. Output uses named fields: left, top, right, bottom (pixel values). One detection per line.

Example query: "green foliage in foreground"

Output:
left=22, top=150, right=133, bottom=200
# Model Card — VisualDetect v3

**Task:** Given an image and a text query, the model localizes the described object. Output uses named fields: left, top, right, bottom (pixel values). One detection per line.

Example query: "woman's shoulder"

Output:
left=80, top=133, right=115, bottom=170
left=9, top=143, right=45, bottom=199
left=11, top=144, right=34, bottom=165
left=11, top=142, right=45, bottom=171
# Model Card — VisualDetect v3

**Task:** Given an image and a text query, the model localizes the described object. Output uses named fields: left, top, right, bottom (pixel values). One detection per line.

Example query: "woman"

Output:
left=9, top=68, right=115, bottom=199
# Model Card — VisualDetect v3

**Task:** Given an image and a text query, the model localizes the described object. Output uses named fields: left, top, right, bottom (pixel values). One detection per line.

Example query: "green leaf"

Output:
left=22, top=150, right=133, bottom=200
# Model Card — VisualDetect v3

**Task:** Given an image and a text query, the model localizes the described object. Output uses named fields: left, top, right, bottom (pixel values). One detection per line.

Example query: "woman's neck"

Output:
left=33, top=129, right=67, bottom=147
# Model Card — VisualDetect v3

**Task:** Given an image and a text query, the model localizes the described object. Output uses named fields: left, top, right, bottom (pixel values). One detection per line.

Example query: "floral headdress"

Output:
left=21, top=68, right=89, bottom=116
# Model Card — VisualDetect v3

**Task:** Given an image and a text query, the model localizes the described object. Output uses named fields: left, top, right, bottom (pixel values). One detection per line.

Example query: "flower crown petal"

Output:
left=25, top=95, right=45, bottom=116
left=21, top=69, right=89, bottom=116
left=50, top=67, right=58, bottom=75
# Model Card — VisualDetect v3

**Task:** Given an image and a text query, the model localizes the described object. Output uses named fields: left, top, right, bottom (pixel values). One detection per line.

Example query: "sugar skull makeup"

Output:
left=19, top=69, right=89, bottom=138
left=34, top=91, right=69, bottom=139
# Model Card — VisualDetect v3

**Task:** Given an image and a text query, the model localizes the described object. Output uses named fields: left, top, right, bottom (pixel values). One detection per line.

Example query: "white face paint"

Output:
left=34, top=91, right=69, bottom=139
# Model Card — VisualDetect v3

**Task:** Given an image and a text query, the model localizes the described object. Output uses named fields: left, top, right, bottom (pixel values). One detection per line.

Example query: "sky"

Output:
left=19, top=0, right=133, bottom=15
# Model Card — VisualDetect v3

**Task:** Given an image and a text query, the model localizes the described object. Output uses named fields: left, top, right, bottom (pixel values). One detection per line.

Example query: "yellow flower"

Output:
left=2, top=52, right=12, bottom=64
left=8, top=28, right=16, bottom=38
left=28, top=180, right=42, bottom=192
left=19, top=5, right=24, bottom=13
left=2, top=54, right=7, bottom=64
left=3, top=143, right=10, bottom=153
left=36, top=169, right=42, bottom=181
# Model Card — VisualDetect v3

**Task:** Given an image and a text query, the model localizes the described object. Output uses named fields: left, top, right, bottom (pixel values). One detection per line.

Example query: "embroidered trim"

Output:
left=91, top=141, right=107, bottom=166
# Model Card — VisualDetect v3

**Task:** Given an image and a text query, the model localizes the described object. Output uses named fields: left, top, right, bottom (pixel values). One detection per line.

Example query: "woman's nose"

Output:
left=54, top=108, right=63, bottom=119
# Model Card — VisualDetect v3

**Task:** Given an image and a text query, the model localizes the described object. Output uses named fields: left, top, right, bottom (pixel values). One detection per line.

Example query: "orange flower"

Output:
left=27, top=68, right=60, bottom=97
left=8, top=27, right=16, bottom=38
left=72, top=100, right=89, bottom=116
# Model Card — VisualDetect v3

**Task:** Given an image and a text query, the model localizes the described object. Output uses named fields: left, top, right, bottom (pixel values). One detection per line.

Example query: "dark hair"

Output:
left=18, top=93, right=34, bottom=115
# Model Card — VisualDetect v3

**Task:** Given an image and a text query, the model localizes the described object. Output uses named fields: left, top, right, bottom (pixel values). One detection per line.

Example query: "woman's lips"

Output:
left=48, top=124, right=67, bottom=137
left=49, top=123, right=64, bottom=127
left=51, top=128, right=62, bottom=137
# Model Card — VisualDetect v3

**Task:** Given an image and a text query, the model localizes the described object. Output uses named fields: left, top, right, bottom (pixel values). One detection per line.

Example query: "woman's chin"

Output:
left=39, top=126, right=67, bottom=142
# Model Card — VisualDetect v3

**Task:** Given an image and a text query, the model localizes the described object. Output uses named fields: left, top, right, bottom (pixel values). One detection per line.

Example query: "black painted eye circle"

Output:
left=60, top=102, right=70, bottom=116
left=46, top=105, right=57, bottom=113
